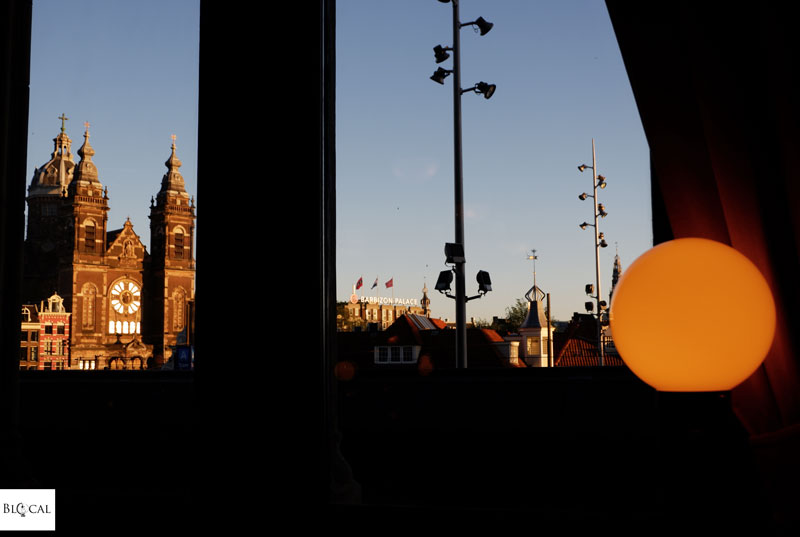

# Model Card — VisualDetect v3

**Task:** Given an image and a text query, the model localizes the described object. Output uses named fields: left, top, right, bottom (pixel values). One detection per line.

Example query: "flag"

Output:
left=371, top=277, right=378, bottom=289
left=356, top=277, right=363, bottom=290
left=385, top=278, right=393, bottom=288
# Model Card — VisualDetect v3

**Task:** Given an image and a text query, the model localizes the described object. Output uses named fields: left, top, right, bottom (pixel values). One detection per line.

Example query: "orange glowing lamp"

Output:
left=609, top=238, right=775, bottom=392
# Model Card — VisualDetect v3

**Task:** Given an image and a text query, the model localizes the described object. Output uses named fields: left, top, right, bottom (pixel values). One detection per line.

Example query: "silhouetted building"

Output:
left=22, top=120, right=196, bottom=369
left=553, top=312, right=624, bottom=367
left=337, top=312, right=523, bottom=371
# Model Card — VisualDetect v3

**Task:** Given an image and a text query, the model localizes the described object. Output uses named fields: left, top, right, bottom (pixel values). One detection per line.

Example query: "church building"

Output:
left=22, top=116, right=196, bottom=369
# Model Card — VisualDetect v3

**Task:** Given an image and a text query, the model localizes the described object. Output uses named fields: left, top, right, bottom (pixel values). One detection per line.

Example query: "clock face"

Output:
left=111, top=280, right=141, bottom=314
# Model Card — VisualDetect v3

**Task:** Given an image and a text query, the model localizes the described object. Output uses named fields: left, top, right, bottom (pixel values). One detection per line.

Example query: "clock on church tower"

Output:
left=108, top=278, right=142, bottom=335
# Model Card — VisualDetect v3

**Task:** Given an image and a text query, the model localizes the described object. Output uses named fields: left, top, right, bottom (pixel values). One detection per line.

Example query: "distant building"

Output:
left=34, top=293, right=72, bottom=370
left=502, top=285, right=556, bottom=367
left=342, top=284, right=432, bottom=331
left=20, top=304, right=41, bottom=370
left=550, top=250, right=625, bottom=367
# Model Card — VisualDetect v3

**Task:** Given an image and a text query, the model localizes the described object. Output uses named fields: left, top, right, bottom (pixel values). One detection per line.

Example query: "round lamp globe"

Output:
left=609, top=238, right=775, bottom=392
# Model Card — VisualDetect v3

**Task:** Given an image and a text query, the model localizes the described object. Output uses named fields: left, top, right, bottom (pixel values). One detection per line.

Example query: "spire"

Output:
left=71, top=121, right=101, bottom=187
left=520, top=298, right=548, bottom=330
left=421, top=281, right=430, bottom=315
left=156, top=134, right=189, bottom=204
left=524, top=249, right=544, bottom=302
left=521, top=248, right=547, bottom=329
left=78, top=121, right=95, bottom=160
left=612, top=246, right=622, bottom=287
left=166, top=134, right=182, bottom=173
left=610, top=247, right=623, bottom=303
left=53, top=113, right=72, bottom=166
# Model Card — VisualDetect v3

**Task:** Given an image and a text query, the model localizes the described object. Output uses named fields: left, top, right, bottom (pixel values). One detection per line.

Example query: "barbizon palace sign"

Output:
left=350, top=294, right=418, bottom=307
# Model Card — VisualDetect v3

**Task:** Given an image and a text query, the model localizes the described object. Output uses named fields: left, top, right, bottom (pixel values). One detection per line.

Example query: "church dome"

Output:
left=29, top=115, right=75, bottom=197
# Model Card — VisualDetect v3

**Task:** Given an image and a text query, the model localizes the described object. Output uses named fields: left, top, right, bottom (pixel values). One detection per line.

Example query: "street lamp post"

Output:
left=578, top=139, right=609, bottom=366
left=451, top=0, right=467, bottom=370
left=431, top=0, right=495, bottom=369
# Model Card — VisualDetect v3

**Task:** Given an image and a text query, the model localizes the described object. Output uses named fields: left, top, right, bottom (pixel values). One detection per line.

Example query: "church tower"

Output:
left=58, top=122, right=111, bottom=352
left=23, top=114, right=76, bottom=301
left=145, top=136, right=196, bottom=366
left=421, top=283, right=431, bottom=317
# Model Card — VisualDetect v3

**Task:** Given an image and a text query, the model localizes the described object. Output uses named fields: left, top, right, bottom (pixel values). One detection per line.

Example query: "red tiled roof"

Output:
left=554, top=336, right=625, bottom=367
left=480, top=328, right=505, bottom=343
left=430, top=317, right=448, bottom=329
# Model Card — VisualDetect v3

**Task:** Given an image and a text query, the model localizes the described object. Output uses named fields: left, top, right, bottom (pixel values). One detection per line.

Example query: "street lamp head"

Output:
left=598, top=204, right=608, bottom=217
left=430, top=67, right=451, bottom=84
left=433, top=45, right=450, bottom=64
left=444, top=242, right=465, bottom=264
left=474, top=16, right=494, bottom=36
left=580, top=222, right=590, bottom=230
left=578, top=164, right=592, bottom=172
left=600, top=239, right=609, bottom=248
left=476, top=81, right=496, bottom=99
left=435, top=269, right=453, bottom=293
left=578, top=192, right=588, bottom=201
left=597, top=175, right=607, bottom=188
left=476, top=270, right=492, bottom=293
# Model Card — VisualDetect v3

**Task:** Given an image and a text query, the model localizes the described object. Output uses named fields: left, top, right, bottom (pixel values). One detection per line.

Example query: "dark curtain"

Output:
left=606, top=0, right=800, bottom=527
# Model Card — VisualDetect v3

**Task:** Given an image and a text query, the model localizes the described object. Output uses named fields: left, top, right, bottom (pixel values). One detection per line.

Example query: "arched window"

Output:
left=82, top=283, right=97, bottom=330
left=173, top=287, right=186, bottom=331
left=84, top=219, right=96, bottom=253
left=174, top=227, right=185, bottom=259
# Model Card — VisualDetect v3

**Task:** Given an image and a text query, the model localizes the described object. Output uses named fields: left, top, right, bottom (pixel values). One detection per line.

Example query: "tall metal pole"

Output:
left=547, top=293, right=553, bottom=367
left=452, top=0, right=467, bottom=369
left=591, top=139, right=604, bottom=366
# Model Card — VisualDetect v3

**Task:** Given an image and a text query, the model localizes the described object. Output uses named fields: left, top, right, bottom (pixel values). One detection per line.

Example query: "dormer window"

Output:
left=374, top=345, right=420, bottom=365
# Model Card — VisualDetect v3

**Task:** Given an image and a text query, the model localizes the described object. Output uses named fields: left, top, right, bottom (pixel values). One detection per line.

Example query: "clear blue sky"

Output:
left=26, top=0, right=199, bottom=253
left=336, top=0, right=652, bottom=323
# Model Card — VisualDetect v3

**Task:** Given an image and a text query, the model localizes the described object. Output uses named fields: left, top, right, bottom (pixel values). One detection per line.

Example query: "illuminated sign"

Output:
left=358, top=296, right=418, bottom=307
